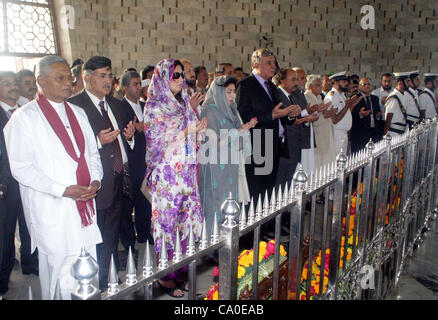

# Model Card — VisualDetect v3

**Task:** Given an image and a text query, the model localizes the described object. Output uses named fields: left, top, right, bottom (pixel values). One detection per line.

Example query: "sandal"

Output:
left=176, top=280, right=189, bottom=292
left=157, top=281, right=185, bottom=298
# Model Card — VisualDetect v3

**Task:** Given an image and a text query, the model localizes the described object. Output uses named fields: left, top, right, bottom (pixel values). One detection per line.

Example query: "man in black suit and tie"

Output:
left=119, top=71, right=153, bottom=257
left=273, top=68, right=310, bottom=189
left=68, top=56, right=136, bottom=290
left=236, top=49, right=299, bottom=200
left=351, top=78, right=384, bottom=153
left=0, top=72, right=38, bottom=296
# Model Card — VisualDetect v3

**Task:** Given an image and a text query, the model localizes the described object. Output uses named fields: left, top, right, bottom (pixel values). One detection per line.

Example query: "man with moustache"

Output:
left=3, top=56, right=103, bottom=299
left=68, top=56, right=136, bottom=290
left=372, top=73, right=393, bottom=113
left=237, top=49, right=298, bottom=200
left=324, top=72, right=363, bottom=155
left=274, top=68, right=310, bottom=189
left=194, top=66, right=209, bottom=95
left=181, top=59, right=205, bottom=118
left=321, top=74, right=333, bottom=99
left=0, top=71, right=39, bottom=297
left=119, top=71, right=153, bottom=267
left=350, top=78, right=384, bottom=153
left=216, top=63, right=234, bottom=77
left=291, top=67, right=329, bottom=174
left=16, top=69, right=37, bottom=106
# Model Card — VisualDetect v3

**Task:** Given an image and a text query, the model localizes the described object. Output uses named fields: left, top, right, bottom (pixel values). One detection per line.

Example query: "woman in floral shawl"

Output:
left=144, top=59, right=207, bottom=297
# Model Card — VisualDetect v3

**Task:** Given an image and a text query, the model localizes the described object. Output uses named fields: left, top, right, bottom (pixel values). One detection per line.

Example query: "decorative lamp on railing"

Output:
left=71, top=247, right=100, bottom=300
left=293, top=163, right=308, bottom=194
left=220, top=193, right=240, bottom=227
left=366, top=139, right=375, bottom=159
left=385, top=134, right=392, bottom=148
left=336, top=149, right=348, bottom=173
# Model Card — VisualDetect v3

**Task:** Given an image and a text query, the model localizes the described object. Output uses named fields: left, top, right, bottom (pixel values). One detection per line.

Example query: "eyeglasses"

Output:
left=172, top=72, right=185, bottom=80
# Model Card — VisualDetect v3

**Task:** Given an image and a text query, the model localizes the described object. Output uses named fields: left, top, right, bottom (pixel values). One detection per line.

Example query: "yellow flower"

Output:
left=213, top=290, right=218, bottom=300
left=280, top=245, right=287, bottom=257
left=238, top=266, right=246, bottom=279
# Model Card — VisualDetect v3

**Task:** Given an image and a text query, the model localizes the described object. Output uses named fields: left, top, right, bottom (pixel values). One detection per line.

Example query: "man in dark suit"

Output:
left=68, top=56, right=136, bottom=290
left=0, top=72, right=38, bottom=296
left=119, top=71, right=153, bottom=256
left=236, top=49, right=299, bottom=200
left=273, top=68, right=309, bottom=189
left=351, top=78, right=384, bottom=153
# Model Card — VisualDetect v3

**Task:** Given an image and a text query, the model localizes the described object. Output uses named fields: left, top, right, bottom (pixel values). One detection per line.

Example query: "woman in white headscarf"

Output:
left=200, top=76, right=257, bottom=237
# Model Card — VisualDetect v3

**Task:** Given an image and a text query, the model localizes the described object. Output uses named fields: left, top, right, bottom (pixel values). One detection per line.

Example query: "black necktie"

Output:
left=99, top=101, right=123, bottom=174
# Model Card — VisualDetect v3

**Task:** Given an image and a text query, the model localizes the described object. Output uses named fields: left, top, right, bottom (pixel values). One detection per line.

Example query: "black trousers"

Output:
left=0, top=186, right=38, bottom=294
left=119, top=179, right=152, bottom=251
left=96, top=172, right=123, bottom=289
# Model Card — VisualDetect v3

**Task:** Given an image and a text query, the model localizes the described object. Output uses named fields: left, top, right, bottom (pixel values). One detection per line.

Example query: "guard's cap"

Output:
left=424, top=73, right=438, bottom=81
left=409, top=70, right=420, bottom=79
left=393, top=72, right=411, bottom=80
left=329, top=71, right=348, bottom=81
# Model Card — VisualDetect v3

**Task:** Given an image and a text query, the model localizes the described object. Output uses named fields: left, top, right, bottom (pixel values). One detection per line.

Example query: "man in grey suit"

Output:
left=274, top=68, right=318, bottom=189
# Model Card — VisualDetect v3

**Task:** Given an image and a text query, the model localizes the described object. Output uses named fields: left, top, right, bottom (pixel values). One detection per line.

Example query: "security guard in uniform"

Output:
left=384, top=72, right=410, bottom=136
left=419, top=74, right=438, bottom=119
left=324, top=71, right=362, bottom=155
left=404, top=70, right=424, bottom=128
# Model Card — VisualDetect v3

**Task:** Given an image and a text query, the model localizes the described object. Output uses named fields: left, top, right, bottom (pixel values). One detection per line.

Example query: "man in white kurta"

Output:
left=371, top=73, right=393, bottom=116
left=3, top=56, right=103, bottom=300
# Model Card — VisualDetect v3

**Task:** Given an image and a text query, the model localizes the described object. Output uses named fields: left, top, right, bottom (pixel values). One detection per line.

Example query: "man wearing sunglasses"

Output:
left=68, top=56, right=136, bottom=291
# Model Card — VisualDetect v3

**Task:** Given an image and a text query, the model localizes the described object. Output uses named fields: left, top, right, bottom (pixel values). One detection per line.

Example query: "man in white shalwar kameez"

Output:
left=3, top=56, right=103, bottom=300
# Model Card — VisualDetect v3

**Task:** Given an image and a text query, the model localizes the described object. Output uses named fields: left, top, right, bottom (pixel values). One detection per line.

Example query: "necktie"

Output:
left=265, top=81, right=285, bottom=138
left=99, top=100, right=123, bottom=174
left=366, top=96, right=375, bottom=128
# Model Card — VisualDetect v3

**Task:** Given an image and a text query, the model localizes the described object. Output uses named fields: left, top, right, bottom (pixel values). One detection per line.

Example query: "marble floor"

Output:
left=1, top=213, right=437, bottom=300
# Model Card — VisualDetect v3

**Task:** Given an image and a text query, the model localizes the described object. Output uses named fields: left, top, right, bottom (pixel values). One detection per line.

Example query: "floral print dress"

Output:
left=144, top=59, right=203, bottom=270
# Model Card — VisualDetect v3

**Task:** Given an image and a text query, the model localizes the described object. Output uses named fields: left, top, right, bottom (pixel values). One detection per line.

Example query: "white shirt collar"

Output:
left=0, top=100, right=19, bottom=114
left=85, top=89, right=107, bottom=110
left=125, top=96, right=139, bottom=108
left=278, top=85, right=290, bottom=98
